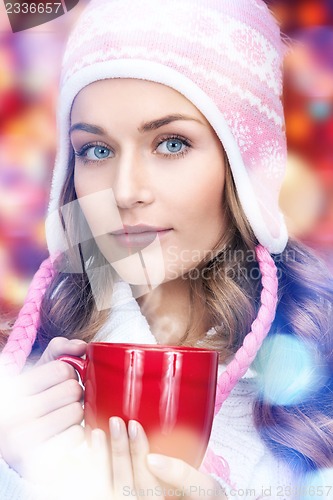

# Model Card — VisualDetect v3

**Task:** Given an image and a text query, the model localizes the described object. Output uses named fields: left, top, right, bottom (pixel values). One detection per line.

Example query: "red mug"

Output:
left=58, top=342, right=218, bottom=467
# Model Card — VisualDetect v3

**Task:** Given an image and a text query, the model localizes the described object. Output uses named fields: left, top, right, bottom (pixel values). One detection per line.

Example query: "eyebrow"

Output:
left=69, top=114, right=204, bottom=136
left=138, top=114, right=204, bottom=132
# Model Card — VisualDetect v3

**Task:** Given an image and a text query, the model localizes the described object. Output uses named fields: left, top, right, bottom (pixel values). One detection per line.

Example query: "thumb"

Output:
left=36, top=337, right=87, bottom=366
left=146, top=454, right=226, bottom=499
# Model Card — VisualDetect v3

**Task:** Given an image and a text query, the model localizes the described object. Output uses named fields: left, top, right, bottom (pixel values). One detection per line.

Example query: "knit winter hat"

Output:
left=0, top=0, right=283, bottom=383
left=46, top=0, right=288, bottom=256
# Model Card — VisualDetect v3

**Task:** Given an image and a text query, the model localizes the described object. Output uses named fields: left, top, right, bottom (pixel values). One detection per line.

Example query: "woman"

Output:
left=0, top=0, right=332, bottom=498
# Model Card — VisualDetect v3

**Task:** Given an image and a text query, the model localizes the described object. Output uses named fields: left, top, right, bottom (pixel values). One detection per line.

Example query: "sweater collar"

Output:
left=92, top=280, right=257, bottom=380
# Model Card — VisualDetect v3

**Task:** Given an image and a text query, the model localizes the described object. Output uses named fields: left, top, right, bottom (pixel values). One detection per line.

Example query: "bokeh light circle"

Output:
left=255, top=334, right=328, bottom=406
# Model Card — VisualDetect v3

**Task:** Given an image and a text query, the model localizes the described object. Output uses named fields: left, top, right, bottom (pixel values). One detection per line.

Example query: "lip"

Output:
left=110, top=225, right=172, bottom=249
left=111, top=225, right=171, bottom=235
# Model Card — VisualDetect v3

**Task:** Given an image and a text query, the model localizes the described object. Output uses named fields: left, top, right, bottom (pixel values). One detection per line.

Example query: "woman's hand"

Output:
left=88, top=417, right=227, bottom=500
left=0, top=337, right=87, bottom=481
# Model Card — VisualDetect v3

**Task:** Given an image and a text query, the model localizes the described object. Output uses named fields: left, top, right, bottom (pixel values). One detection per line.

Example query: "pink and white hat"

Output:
left=46, top=0, right=288, bottom=255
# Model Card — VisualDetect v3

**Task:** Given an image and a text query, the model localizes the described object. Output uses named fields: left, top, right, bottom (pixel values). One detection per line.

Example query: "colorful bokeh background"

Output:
left=0, top=0, right=332, bottom=324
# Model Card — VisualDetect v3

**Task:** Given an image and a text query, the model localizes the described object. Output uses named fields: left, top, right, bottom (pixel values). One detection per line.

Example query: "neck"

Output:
left=135, top=277, right=210, bottom=345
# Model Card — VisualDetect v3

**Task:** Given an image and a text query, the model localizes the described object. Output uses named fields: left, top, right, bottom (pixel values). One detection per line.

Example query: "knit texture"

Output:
left=214, top=245, right=278, bottom=412
left=0, top=458, right=52, bottom=500
left=46, top=0, right=288, bottom=256
left=0, top=257, right=55, bottom=376
left=206, top=365, right=294, bottom=497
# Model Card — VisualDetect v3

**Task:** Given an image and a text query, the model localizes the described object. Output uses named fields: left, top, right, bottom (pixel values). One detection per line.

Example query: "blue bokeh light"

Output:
left=308, top=100, right=332, bottom=121
left=255, top=334, right=328, bottom=406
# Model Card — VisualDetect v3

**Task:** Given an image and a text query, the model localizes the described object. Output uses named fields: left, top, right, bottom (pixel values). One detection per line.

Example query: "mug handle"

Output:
left=57, top=355, right=87, bottom=383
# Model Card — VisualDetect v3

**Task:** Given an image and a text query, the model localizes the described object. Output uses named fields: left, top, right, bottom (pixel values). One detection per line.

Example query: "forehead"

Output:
left=70, top=78, right=208, bottom=124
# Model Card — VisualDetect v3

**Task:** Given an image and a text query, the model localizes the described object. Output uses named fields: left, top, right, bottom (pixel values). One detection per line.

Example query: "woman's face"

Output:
left=70, top=79, right=226, bottom=286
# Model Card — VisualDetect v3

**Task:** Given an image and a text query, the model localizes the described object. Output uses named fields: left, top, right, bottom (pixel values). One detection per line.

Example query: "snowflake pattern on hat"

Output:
left=256, top=139, right=286, bottom=180
left=224, top=112, right=254, bottom=154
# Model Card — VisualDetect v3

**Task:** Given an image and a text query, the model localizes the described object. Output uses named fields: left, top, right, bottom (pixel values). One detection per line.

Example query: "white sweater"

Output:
left=0, top=281, right=295, bottom=499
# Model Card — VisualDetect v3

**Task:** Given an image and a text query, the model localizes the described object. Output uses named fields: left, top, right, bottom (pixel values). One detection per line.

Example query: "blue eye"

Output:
left=156, top=136, right=191, bottom=157
left=86, top=145, right=112, bottom=160
left=75, top=143, right=113, bottom=162
left=166, top=139, right=183, bottom=153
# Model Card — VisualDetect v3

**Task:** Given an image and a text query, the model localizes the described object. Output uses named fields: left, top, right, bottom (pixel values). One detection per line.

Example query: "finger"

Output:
left=20, top=360, right=79, bottom=396
left=36, top=337, right=87, bottom=366
left=34, top=402, right=84, bottom=442
left=11, top=402, right=84, bottom=452
left=147, top=455, right=227, bottom=499
left=128, top=420, right=161, bottom=498
left=6, top=403, right=84, bottom=477
left=0, top=365, right=83, bottom=432
left=1, top=378, right=83, bottom=428
left=109, top=417, right=135, bottom=497
left=28, top=378, right=84, bottom=418
left=43, top=424, right=85, bottom=455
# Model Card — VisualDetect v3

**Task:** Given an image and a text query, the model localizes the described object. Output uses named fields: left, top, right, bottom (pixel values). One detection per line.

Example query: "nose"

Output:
left=112, top=150, right=154, bottom=209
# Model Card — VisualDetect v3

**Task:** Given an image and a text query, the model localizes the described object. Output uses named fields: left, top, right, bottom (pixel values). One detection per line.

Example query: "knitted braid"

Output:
left=201, top=245, right=278, bottom=481
left=0, top=256, right=55, bottom=377
left=214, top=244, right=278, bottom=414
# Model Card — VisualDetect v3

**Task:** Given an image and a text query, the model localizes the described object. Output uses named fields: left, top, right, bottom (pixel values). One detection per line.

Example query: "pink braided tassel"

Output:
left=200, top=447, right=232, bottom=483
left=214, top=245, right=278, bottom=414
left=0, top=256, right=55, bottom=377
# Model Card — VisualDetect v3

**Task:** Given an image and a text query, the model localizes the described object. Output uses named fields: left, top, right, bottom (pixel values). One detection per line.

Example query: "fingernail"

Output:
left=128, top=420, right=138, bottom=441
left=147, top=454, right=168, bottom=469
left=110, top=417, right=121, bottom=439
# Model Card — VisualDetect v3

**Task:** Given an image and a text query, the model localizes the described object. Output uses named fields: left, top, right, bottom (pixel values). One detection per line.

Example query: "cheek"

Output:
left=74, top=165, right=112, bottom=198
left=74, top=167, right=95, bottom=198
left=179, top=168, right=225, bottom=224
left=200, top=180, right=224, bottom=211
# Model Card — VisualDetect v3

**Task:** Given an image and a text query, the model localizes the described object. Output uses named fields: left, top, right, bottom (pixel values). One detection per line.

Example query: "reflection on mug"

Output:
left=160, top=352, right=182, bottom=434
left=123, top=349, right=144, bottom=419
